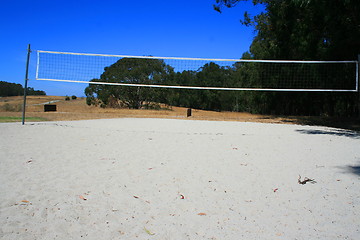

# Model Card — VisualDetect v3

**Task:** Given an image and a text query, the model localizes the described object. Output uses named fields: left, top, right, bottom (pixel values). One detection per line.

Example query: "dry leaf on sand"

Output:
left=79, top=195, right=87, bottom=200
left=144, top=227, right=155, bottom=235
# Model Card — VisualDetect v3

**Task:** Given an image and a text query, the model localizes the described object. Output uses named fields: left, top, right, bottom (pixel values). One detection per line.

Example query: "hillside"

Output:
left=0, top=95, right=359, bottom=131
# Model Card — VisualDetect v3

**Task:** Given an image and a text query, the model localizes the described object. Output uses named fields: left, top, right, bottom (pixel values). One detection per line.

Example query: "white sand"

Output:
left=1, top=118, right=359, bottom=239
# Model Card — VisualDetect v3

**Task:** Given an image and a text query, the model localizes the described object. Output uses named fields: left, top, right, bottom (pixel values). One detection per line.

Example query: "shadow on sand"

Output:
left=337, top=164, right=360, bottom=177
left=260, top=115, right=360, bottom=132
left=295, top=128, right=360, bottom=139
left=288, top=116, right=360, bottom=132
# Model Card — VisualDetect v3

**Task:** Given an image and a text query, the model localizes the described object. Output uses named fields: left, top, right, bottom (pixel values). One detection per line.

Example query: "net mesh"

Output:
left=36, top=50, right=358, bottom=92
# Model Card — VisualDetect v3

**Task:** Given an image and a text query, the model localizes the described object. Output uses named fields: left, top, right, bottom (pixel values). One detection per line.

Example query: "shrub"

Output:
left=86, top=97, right=92, bottom=106
left=71, top=95, right=77, bottom=100
left=65, top=96, right=70, bottom=101
left=1, top=103, right=22, bottom=112
left=143, top=102, right=161, bottom=110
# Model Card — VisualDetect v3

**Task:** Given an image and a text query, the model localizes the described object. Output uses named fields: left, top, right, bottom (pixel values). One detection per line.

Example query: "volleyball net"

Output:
left=35, top=50, right=359, bottom=92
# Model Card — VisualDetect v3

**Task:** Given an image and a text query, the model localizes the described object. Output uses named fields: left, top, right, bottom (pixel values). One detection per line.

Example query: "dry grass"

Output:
left=1, top=95, right=359, bottom=131
left=0, top=96, right=284, bottom=123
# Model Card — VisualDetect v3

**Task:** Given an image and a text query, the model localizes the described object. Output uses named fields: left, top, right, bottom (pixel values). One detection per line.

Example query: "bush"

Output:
left=143, top=102, right=161, bottom=110
left=1, top=103, right=22, bottom=112
left=65, top=96, right=70, bottom=101
left=86, top=97, right=92, bottom=106
left=71, top=95, right=77, bottom=100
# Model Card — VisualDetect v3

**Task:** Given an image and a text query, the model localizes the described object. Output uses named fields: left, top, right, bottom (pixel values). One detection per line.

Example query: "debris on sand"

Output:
left=144, top=227, right=155, bottom=235
left=298, top=175, right=316, bottom=185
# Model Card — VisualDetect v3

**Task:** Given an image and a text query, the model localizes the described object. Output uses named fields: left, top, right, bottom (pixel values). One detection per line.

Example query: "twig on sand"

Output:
left=133, top=195, right=150, bottom=204
left=144, top=227, right=155, bottom=235
left=298, top=175, right=316, bottom=184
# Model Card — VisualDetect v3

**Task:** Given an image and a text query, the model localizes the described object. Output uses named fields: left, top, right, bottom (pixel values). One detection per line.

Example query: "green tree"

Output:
left=214, top=0, right=360, bottom=117
left=0, top=81, right=46, bottom=97
left=27, top=87, right=46, bottom=96
left=195, top=62, right=233, bottom=111
left=215, top=0, right=360, bottom=60
left=162, top=71, right=198, bottom=108
left=85, top=58, right=174, bottom=109
left=0, top=81, right=23, bottom=96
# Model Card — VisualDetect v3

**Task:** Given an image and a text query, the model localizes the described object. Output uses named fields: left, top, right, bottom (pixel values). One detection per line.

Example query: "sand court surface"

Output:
left=1, top=118, right=360, bottom=239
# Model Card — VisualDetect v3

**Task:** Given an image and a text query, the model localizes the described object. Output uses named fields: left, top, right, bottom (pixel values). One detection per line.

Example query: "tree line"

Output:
left=85, top=57, right=358, bottom=116
left=212, top=0, right=360, bottom=117
left=85, top=0, right=360, bottom=117
left=0, top=81, right=46, bottom=97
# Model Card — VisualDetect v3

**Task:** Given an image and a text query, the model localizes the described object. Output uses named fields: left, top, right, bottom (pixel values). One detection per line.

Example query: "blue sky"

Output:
left=1, top=0, right=264, bottom=96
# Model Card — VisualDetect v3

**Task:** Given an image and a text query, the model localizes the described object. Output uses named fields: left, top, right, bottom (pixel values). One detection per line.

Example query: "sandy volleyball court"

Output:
left=1, top=118, right=359, bottom=239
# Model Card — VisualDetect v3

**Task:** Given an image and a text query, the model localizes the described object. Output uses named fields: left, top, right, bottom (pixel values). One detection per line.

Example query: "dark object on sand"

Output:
left=298, top=175, right=316, bottom=184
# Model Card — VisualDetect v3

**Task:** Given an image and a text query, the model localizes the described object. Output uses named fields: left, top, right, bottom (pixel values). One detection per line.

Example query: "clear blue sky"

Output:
left=1, top=0, right=264, bottom=97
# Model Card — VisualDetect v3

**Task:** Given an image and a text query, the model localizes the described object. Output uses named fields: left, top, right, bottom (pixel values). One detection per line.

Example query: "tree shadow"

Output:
left=256, top=115, right=360, bottom=132
left=295, top=128, right=360, bottom=139
left=337, top=163, right=360, bottom=176
left=289, top=116, right=360, bottom=132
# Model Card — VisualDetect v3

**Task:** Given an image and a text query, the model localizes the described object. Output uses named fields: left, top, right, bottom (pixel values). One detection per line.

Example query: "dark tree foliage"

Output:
left=239, top=0, right=360, bottom=61
left=84, top=57, right=358, bottom=117
left=212, top=0, right=360, bottom=117
left=0, top=81, right=46, bottom=97
left=27, top=87, right=46, bottom=96
left=0, top=81, right=23, bottom=97
left=163, top=63, right=234, bottom=111
left=85, top=58, right=174, bottom=109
